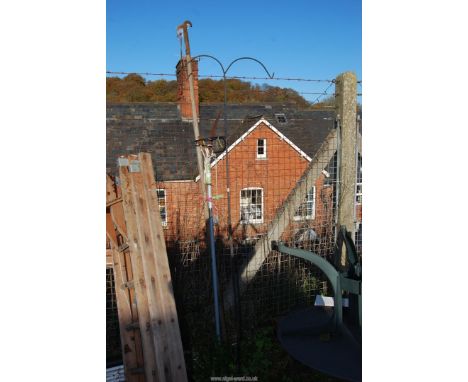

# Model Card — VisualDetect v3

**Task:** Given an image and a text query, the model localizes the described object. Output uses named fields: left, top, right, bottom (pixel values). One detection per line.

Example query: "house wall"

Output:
left=156, top=122, right=338, bottom=243
left=356, top=204, right=362, bottom=222
left=154, top=180, right=205, bottom=242
left=210, top=122, right=309, bottom=239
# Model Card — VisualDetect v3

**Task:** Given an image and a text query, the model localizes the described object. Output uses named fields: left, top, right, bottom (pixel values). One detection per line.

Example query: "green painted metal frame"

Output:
left=272, top=226, right=362, bottom=334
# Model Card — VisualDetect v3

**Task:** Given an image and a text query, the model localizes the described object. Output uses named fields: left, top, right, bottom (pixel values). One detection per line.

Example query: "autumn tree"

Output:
left=107, top=74, right=315, bottom=108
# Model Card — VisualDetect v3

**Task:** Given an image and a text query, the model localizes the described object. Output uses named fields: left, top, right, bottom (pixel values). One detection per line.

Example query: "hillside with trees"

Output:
left=107, top=74, right=333, bottom=109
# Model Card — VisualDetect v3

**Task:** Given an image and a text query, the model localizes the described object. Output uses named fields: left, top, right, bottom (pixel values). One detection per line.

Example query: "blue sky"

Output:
left=107, top=0, right=361, bottom=102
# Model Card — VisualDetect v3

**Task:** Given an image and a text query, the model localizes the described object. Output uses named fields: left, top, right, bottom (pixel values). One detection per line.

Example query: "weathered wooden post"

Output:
left=335, top=72, right=358, bottom=265
left=116, top=154, right=188, bottom=382
left=177, top=20, right=209, bottom=220
left=106, top=175, right=145, bottom=382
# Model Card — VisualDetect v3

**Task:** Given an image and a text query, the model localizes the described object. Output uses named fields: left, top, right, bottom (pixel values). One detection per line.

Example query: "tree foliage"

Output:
left=107, top=74, right=315, bottom=108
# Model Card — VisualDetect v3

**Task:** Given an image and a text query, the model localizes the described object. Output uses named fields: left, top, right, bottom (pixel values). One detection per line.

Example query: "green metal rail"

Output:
left=272, top=226, right=361, bottom=333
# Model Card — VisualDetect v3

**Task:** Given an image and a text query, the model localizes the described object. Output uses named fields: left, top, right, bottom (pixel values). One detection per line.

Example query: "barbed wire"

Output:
left=198, top=88, right=334, bottom=96
left=310, top=82, right=335, bottom=105
left=106, top=71, right=361, bottom=101
left=106, top=70, right=337, bottom=83
left=107, top=71, right=176, bottom=77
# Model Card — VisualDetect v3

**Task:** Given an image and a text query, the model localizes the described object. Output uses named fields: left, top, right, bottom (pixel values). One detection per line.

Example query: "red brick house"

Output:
left=106, top=61, right=363, bottom=367
left=106, top=58, right=361, bottom=246
left=154, top=117, right=336, bottom=243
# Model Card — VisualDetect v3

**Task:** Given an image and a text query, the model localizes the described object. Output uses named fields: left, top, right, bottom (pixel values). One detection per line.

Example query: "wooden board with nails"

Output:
left=109, top=155, right=188, bottom=382
left=107, top=174, right=145, bottom=382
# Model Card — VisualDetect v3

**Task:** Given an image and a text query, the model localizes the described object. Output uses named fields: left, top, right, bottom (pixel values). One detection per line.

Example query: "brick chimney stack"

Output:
left=176, top=57, right=199, bottom=121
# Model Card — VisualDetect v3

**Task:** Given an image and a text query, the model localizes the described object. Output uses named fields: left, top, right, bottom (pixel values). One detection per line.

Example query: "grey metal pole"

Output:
left=205, top=156, right=222, bottom=340
left=183, top=52, right=273, bottom=348
left=223, top=73, right=242, bottom=371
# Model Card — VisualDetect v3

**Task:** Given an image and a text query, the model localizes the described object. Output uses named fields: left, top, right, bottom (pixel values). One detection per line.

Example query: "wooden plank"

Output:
left=118, top=154, right=188, bottom=381
left=119, top=159, right=158, bottom=381
left=123, top=249, right=146, bottom=372
left=107, top=174, right=118, bottom=202
left=139, top=152, right=188, bottom=382
left=122, top=153, right=187, bottom=381
left=127, top=162, right=172, bottom=382
left=106, top=249, right=113, bottom=266
left=111, top=201, right=128, bottom=241
left=111, top=248, right=141, bottom=382
left=106, top=212, right=118, bottom=248
left=108, top=174, right=145, bottom=381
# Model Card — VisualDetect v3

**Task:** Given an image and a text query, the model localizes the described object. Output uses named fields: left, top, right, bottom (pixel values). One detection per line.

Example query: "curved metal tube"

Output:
left=191, top=54, right=226, bottom=73
left=274, top=242, right=343, bottom=332
left=224, top=56, right=274, bottom=78
left=190, top=54, right=274, bottom=79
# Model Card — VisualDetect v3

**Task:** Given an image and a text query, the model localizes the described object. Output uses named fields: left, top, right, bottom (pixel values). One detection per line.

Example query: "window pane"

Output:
left=257, top=139, right=266, bottom=157
left=240, top=188, right=262, bottom=223
left=156, top=189, right=167, bottom=224
left=295, top=186, right=314, bottom=219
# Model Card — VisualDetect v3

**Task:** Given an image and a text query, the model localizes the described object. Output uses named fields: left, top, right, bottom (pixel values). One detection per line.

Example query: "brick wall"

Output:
left=176, top=58, right=199, bottom=121
left=156, top=122, right=336, bottom=243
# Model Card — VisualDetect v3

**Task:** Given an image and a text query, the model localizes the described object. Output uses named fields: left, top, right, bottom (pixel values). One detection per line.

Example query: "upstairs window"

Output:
left=294, top=186, right=316, bottom=220
left=257, top=139, right=267, bottom=159
left=156, top=189, right=167, bottom=226
left=240, top=188, right=263, bottom=224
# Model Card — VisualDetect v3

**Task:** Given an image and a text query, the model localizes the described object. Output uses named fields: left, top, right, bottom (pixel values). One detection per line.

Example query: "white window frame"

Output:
left=256, top=138, right=267, bottom=159
left=240, top=187, right=264, bottom=224
left=156, top=189, right=167, bottom=227
left=356, top=183, right=362, bottom=205
left=356, top=155, right=362, bottom=205
left=294, top=186, right=316, bottom=220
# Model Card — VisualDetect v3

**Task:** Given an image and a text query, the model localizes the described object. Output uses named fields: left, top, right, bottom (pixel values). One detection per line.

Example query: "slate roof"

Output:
left=107, top=102, right=335, bottom=181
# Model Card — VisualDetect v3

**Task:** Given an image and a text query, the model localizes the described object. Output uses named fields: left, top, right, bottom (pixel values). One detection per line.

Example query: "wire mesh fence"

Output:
left=106, top=267, right=123, bottom=366
left=106, top=97, right=362, bottom=379
left=146, top=107, right=340, bottom=366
